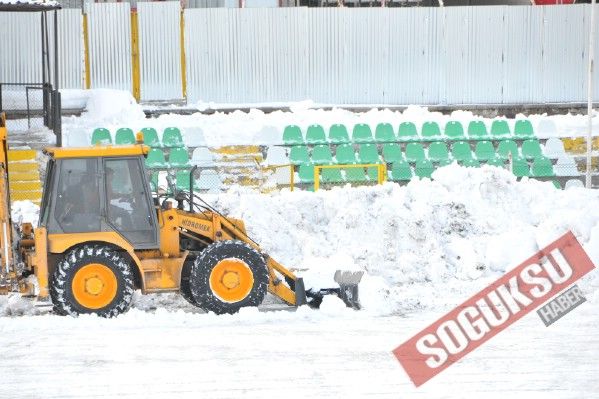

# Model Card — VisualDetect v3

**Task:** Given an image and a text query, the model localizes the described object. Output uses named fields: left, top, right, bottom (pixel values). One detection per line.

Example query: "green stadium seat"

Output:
left=390, top=161, right=412, bottom=181
left=467, top=121, right=488, bottom=139
left=169, top=147, right=191, bottom=167
left=414, top=160, right=434, bottom=178
left=514, top=120, right=534, bottom=138
left=91, top=128, right=112, bottom=145
left=298, top=164, right=314, bottom=183
left=451, top=141, right=473, bottom=161
left=358, top=144, right=380, bottom=164
left=306, top=124, right=327, bottom=145
left=311, top=145, right=333, bottom=164
left=497, top=140, right=519, bottom=159
left=438, top=159, right=453, bottom=167
left=162, top=127, right=184, bottom=147
left=375, top=123, right=395, bottom=142
left=328, top=124, right=350, bottom=144
left=345, top=167, right=367, bottom=182
left=141, top=127, right=161, bottom=147
left=405, top=143, right=426, bottom=162
left=352, top=124, right=374, bottom=143
left=289, top=146, right=310, bottom=165
left=474, top=141, right=496, bottom=161
left=444, top=121, right=465, bottom=140
left=382, top=143, right=404, bottom=163
left=491, top=120, right=511, bottom=137
left=283, top=125, right=304, bottom=145
left=427, top=141, right=450, bottom=162
left=367, top=166, right=381, bottom=181
left=335, top=144, right=356, bottom=164
left=146, top=148, right=168, bottom=169
left=397, top=122, right=418, bottom=141
left=176, top=170, right=192, bottom=190
left=320, top=167, right=344, bottom=183
left=531, top=157, right=555, bottom=177
left=552, top=180, right=562, bottom=189
left=115, top=128, right=135, bottom=145
left=421, top=122, right=441, bottom=139
left=149, top=172, right=159, bottom=191
left=512, top=157, right=530, bottom=177
left=486, top=158, right=505, bottom=167
left=521, top=139, right=543, bottom=160
left=460, top=159, right=480, bottom=168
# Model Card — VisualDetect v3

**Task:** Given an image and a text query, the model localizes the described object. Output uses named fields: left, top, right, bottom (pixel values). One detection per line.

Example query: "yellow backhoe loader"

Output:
left=0, top=114, right=362, bottom=317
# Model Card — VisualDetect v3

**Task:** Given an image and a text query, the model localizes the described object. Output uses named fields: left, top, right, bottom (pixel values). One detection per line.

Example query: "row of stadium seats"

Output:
left=283, top=120, right=535, bottom=145
left=149, top=170, right=223, bottom=194
left=92, top=127, right=185, bottom=148
left=293, top=155, right=558, bottom=185
left=284, top=139, right=554, bottom=166
left=144, top=147, right=216, bottom=169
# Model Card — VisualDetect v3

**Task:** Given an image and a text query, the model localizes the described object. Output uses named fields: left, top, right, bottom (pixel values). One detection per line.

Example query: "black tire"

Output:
left=179, top=260, right=197, bottom=306
left=50, top=244, right=135, bottom=318
left=190, top=240, right=268, bottom=315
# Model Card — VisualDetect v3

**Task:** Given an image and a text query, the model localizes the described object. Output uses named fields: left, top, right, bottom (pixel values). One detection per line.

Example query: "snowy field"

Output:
left=1, top=90, right=598, bottom=397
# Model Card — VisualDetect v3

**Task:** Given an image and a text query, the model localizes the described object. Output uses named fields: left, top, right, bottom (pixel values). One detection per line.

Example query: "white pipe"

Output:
left=2, top=223, right=9, bottom=275
left=586, top=1, right=596, bottom=188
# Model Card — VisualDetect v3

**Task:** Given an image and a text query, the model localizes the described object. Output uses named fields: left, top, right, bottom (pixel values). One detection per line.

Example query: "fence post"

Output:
left=82, top=3, right=91, bottom=90
left=130, top=3, right=141, bottom=102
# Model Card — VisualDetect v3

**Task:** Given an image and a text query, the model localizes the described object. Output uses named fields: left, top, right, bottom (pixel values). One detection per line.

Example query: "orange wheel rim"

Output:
left=209, top=258, right=254, bottom=303
left=71, top=263, right=118, bottom=310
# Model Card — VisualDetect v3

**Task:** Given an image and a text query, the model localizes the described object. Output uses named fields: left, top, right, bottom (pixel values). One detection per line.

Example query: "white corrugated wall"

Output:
left=138, top=1, right=183, bottom=101
left=88, top=3, right=132, bottom=92
left=184, top=5, right=599, bottom=105
left=0, top=10, right=82, bottom=89
left=2, top=5, right=598, bottom=106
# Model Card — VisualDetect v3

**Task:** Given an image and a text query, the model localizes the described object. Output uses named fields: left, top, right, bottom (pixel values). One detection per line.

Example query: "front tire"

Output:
left=190, top=240, right=268, bottom=315
left=50, top=245, right=135, bottom=318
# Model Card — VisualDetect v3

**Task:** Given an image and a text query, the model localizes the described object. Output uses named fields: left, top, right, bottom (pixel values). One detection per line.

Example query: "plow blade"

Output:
left=304, top=270, right=364, bottom=310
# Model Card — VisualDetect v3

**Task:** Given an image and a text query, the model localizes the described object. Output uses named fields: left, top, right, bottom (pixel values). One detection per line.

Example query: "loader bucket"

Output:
left=304, top=270, right=364, bottom=310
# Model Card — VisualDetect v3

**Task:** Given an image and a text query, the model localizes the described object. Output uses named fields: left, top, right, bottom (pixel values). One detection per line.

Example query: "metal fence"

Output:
left=1, top=4, right=598, bottom=105
left=185, top=5, right=599, bottom=105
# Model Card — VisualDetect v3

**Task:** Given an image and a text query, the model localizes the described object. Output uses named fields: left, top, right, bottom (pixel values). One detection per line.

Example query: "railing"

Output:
left=314, top=163, right=387, bottom=191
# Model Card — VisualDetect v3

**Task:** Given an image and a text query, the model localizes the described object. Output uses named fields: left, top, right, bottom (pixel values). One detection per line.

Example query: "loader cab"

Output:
left=39, top=146, right=159, bottom=249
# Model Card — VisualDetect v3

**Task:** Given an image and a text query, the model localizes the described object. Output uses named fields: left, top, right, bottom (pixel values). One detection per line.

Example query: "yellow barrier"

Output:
left=313, top=163, right=387, bottom=192
left=130, top=9, right=141, bottom=102
left=262, top=164, right=295, bottom=192
left=83, top=12, right=91, bottom=90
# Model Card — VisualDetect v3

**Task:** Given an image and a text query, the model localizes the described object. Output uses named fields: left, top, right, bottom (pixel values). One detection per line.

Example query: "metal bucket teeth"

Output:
left=334, top=270, right=364, bottom=285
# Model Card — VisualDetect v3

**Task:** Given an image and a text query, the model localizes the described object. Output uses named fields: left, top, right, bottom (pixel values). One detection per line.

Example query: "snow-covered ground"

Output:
left=2, top=89, right=599, bottom=397
left=2, top=164, right=599, bottom=397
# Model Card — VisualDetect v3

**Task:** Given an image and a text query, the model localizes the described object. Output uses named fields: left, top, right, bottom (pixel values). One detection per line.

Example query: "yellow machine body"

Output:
left=0, top=114, right=361, bottom=317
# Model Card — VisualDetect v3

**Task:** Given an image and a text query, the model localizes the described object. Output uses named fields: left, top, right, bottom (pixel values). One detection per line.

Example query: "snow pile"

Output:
left=0, top=294, right=39, bottom=317
left=82, top=89, right=146, bottom=126
left=6, top=165, right=599, bottom=317
left=62, top=89, right=146, bottom=146
left=0, top=0, right=59, bottom=7
left=211, top=165, right=599, bottom=315
left=11, top=200, right=40, bottom=227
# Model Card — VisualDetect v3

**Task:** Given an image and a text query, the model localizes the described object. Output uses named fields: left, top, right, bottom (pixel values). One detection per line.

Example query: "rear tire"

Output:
left=190, top=240, right=268, bottom=315
left=179, top=260, right=197, bottom=305
left=50, top=245, right=135, bottom=318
